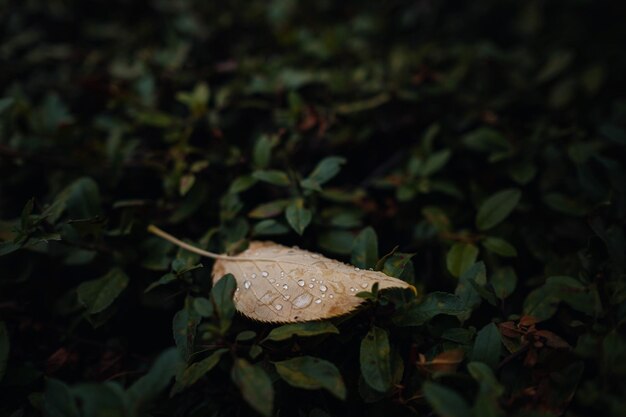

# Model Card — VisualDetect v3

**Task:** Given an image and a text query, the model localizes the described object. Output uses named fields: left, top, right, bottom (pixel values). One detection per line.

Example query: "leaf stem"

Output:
left=147, top=225, right=231, bottom=260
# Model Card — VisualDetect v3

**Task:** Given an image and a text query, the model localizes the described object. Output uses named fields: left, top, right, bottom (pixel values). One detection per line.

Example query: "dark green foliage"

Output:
left=1, top=1, right=626, bottom=416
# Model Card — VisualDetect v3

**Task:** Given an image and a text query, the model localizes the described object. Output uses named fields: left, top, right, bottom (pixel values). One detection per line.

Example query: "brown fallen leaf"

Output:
left=148, top=225, right=415, bottom=323
left=417, top=348, right=465, bottom=374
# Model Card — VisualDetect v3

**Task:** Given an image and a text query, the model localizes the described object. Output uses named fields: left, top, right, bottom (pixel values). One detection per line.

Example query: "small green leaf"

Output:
left=490, top=267, right=517, bottom=300
left=192, top=297, right=214, bottom=317
left=211, top=274, right=237, bottom=333
left=43, top=379, right=80, bottom=417
left=447, top=242, right=479, bottom=278
left=285, top=198, right=312, bottom=235
left=127, top=348, right=181, bottom=411
left=252, top=169, right=291, bottom=186
left=0, top=97, right=15, bottom=114
left=229, top=175, right=258, bottom=194
left=173, top=297, right=201, bottom=360
left=393, top=292, right=470, bottom=326
left=470, top=323, right=502, bottom=369
left=0, top=322, right=9, bottom=382
left=145, top=272, right=177, bottom=293
left=482, top=237, right=517, bottom=257
left=253, top=135, right=274, bottom=169
left=360, top=326, right=392, bottom=392
left=423, top=381, right=471, bottom=417
left=351, top=227, right=379, bottom=269
left=275, top=356, right=346, bottom=400
left=77, top=268, right=129, bottom=315
left=476, top=188, right=521, bottom=231
left=467, top=362, right=505, bottom=417
left=171, top=349, right=228, bottom=395
left=455, top=262, right=487, bottom=321
left=263, top=322, right=339, bottom=342
left=421, top=149, right=452, bottom=176
left=231, top=359, right=274, bottom=417
left=248, top=199, right=290, bottom=219
left=71, top=382, right=129, bottom=417
left=301, top=156, right=346, bottom=190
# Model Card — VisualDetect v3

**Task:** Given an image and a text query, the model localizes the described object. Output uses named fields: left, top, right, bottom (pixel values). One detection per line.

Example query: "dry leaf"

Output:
left=417, top=349, right=465, bottom=374
left=148, top=225, right=414, bottom=323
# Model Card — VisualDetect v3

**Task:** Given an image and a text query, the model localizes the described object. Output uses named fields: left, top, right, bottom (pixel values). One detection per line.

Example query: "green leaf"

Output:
left=475, top=188, right=521, bottom=231
left=382, top=252, right=415, bottom=278
left=523, top=276, right=599, bottom=321
left=77, top=268, right=129, bottom=315
left=275, top=356, right=346, bottom=400
left=253, top=134, right=274, bottom=169
left=482, top=237, right=517, bottom=257
left=71, top=382, right=129, bottom=417
left=351, top=226, right=379, bottom=269
left=393, top=292, right=470, bottom=326
left=43, top=379, right=80, bottom=417
left=360, top=326, right=392, bottom=392
left=211, top=274, right=237, bottom=332
left=229, top=175, right=258, bottom=194
left=231, top=359, right=274, bottom=417
left=252, top=219, right=290, bottom=236
left=301, top=156, right=346, bottom=190
left=248, top=199, right=290, bottom=218
left=171, top=349, right=228, bottom=395
left=467, top=362, right=505, bottom=417
left=447, top=242, right=479, bottom=278
left=47, top=177, right=102, bottom=222
left=421, top=149, right=452, bottom=176
left=252, top=169, right=291, bottom=186
left=490, top=267, right=517, bottom=300
left=145, top=272, right=177, bottom=293
left=0, top=322, right=8, bottom=382
left=127, top=348, right=181, bottom=411
left=423, top=381, right=471, bottom=417
left=263, top=321, right=339, bottom=342
left=523, top=286, right=559, bottom=322
left=0, top=97, right=15, bottom=114
left=173, top=297, right=201, bottom=360
left=285, top=198, right=312, bottom=235
left=455, top=262, right=487, bottom=321
left=470, top=323, right=502, bottom=369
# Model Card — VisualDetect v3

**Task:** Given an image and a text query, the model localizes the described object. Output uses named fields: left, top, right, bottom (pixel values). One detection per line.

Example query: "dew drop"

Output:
left=275, top=304, right=283, bottom=311
left=308, top=283, right=314, bottom=288
left=350, top=287, right=356, bottom=292
left=244, top=280, right=251, bottom=289
left=354, top=267, right=360, bottom=271
left=280, top=271, right=285, bottom=277
left=298, top=280, right=305, bottom=287
left=329, top=294, right=334, bottom=299
left=251, top=273, right=257, bottom=279
left=361, top=282, right=368, bottom=288
left=311, top=254, right=320, bottom=259
left=261, top=271, right=269, bottom=277
left=269, top=278, right=276, bottom=283
left=283, top=295, right=290, bottom=300
left=321, top=294, right=326, bottom=298
left=293, top=293, right=313, bottom=309
left=311, top=278, right=316, bottom=282
left=282, top=284, right=288, bottom=290
left=320, top=285, right=328, bottom=292
left=314, top=299, right=322, bottom=304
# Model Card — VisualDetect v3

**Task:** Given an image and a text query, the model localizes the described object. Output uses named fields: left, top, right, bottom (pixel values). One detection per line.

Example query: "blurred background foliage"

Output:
left=1, top=0, right=626, bottom=416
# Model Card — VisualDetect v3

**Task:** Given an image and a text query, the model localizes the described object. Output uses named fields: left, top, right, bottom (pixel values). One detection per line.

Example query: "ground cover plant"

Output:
left=1, top=1, right=625, bottom=416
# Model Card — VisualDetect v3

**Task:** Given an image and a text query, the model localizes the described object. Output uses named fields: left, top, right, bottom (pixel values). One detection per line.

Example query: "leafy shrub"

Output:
left=1, top=1, right=625, bottom=416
